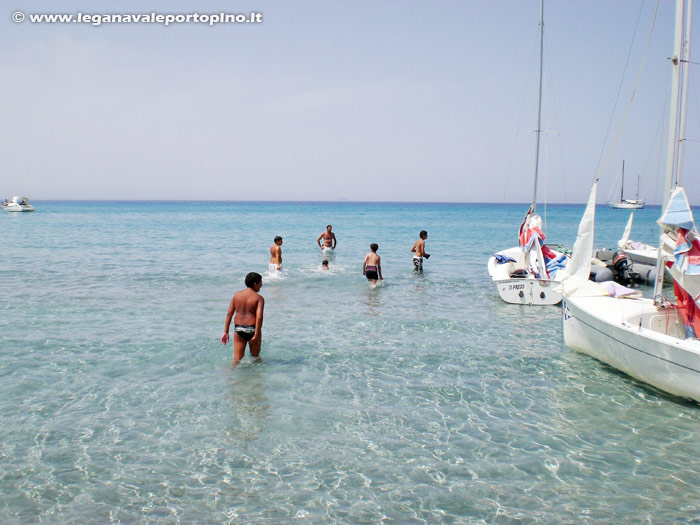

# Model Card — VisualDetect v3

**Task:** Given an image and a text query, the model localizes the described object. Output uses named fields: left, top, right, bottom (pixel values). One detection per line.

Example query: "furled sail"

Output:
left=561, top=181, right=600, bottom=295
left=617, top=211, right=634, bottom=249
left=659, top=187, right=700, bottom=337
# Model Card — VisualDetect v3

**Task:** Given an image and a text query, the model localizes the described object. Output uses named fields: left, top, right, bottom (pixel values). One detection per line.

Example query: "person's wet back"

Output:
left=221, top=272, right=265, bottom=366
left=362, top=243, right=383, bottom=286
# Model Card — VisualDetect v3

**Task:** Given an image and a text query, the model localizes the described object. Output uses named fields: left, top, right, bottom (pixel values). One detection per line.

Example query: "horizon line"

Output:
left=24, top=199, right=667, bottom=206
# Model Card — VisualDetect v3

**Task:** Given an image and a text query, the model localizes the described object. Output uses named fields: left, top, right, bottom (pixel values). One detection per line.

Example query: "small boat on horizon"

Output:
left=608, top=161, right=645, bottom=209
left=2, top=196, right=35, bottom=212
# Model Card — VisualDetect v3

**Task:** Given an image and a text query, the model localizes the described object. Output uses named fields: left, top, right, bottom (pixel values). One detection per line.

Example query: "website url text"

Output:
left=12, top=12, right=263, bottom=27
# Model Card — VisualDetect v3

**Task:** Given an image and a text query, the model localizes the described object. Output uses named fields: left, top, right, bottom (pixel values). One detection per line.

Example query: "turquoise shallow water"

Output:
left=2, top=201, right=700, bottom=523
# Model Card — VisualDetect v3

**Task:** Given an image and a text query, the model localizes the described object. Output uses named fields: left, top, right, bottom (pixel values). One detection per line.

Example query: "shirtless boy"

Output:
left=317, top=225, right=337, bottom=254
left=362, top=243, right=383, bottom=285
left=411, top=230, right=430, bottom=273
left=221, top=272, right=265, bottom=366
left=269, top=236, right=283, bottom=273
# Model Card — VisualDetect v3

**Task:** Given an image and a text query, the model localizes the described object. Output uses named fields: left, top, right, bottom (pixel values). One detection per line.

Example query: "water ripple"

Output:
left=2, top=202, right=699, bottom=522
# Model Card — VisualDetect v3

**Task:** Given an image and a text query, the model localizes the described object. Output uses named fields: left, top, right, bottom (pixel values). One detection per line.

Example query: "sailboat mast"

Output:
left=653, top=0, right=685, bottom=302
left=663, top=0, right=684, bottom=208
left=677, top=0, right=693, bottom=187
left=620, top=160, right=625, bottom=202
left=531, top=0, right=544, bottom=209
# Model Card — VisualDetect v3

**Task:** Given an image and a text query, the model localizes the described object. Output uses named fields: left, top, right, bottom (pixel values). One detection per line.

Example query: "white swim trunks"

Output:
left=413, top=256, right=423, bottom=273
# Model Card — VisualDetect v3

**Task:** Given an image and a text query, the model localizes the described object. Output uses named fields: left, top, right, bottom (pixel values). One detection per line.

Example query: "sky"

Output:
left=2, top=0, right=699, bottom=204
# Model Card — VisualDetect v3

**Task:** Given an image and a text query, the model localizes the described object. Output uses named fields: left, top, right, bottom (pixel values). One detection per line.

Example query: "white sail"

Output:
left=560, top=180, right=599, bottom=296
left=617, top=211, right=634, bottom=249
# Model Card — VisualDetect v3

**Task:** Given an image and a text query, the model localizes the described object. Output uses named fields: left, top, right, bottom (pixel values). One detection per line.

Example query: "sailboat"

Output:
left=488, top=0, right=568, bottom=306
left=608, top=161, right=646, bottom=209
left=562, top=0, right=700, bottom=403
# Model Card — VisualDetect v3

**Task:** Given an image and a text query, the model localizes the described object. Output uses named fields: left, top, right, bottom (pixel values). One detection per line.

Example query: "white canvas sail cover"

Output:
left=660, top=187, right=700, bottom=288
left=655, top=187, right=700, bottom=336
left=658, top=187, right=696, bottom=231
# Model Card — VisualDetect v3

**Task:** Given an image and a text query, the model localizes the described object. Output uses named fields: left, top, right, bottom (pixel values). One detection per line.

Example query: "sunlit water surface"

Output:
left=2, top=201, right=699, bottom=523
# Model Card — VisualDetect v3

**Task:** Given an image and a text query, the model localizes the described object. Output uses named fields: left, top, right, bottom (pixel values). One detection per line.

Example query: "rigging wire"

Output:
left=544, top=50, right=568, bottom=205
left=595, top=0, right=661, bottom=182
left=502, top=25, right=540, bottom=202
left=640, top=104, right=667, bottom=200
left=543, top=130, right=549, bottom=234
left=653, top=88, right=669, bottom=206
left=594, top=0, right=647, bottom=178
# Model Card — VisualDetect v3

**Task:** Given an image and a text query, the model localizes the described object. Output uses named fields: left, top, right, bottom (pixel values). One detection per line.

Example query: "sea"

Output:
left=2, top=200, right=699, bottom=523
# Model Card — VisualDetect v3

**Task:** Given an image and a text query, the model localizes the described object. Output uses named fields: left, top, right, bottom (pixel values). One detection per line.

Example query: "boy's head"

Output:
left=274, top=236, right=283, bottom=245
left=326, top=225, right=333, bottom=232
left=245, top=272, right=262, bottom=289
left=370, top=243, right=378, bottom=252
left=321, top=259, right=329, bottom=267
left=420, top=230, right=428, bottom=239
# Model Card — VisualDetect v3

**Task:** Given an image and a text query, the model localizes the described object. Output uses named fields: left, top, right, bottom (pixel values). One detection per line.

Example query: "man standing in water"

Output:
left=269, top=236, right=283, bottom=274
left=411, top=230, right=430, bottom=273
left=221, top=272, right=265, bottom=366
left=317, top=225, right=337, bottom=256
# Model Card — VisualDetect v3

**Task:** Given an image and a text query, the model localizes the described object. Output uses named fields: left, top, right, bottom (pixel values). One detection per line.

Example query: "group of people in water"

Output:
left=221, top=225, right=430, bottom=365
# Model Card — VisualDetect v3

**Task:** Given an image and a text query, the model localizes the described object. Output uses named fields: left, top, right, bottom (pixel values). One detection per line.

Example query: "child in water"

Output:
left=362, top=243, right=383, bottom=286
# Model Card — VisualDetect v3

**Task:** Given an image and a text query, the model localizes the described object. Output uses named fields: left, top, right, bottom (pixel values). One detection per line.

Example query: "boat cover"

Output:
left=518, top=206, right=560, bottom=278
left=659, top=187, right=700, bottom=337
left=493, top=254, right=516, bottom=264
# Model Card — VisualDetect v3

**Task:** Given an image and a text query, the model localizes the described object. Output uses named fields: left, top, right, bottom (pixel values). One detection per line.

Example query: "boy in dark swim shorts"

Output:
left=362, top=243, right=383, bottom=285
left=221, top=272, right=265, bottom=366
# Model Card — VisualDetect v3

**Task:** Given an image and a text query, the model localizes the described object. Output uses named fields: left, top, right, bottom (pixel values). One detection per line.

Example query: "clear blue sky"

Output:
left=2, top=0, right=698, bottom=204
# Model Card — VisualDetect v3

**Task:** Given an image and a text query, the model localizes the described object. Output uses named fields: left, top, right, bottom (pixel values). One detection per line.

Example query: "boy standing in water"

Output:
left=269, top=236, right=283, bottom=274
left=221, top=272, right=265, bottom=366
left=411, top=230, right=430, bottom=273
left=362, top=243, right=383, bottom=285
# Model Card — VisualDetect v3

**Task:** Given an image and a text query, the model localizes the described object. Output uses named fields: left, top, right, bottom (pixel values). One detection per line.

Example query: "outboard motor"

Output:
left=612, top=252, right=638, bottom=286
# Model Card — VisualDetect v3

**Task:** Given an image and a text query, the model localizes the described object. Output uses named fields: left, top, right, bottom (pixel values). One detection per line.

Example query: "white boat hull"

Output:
left=488, top=246, right=564, bottom=306
left=609, top=201, right=645, bottom=209
left=563, top=295, right=700, bottom=402
left=3, top=204, right=34, bottom=212
left=493, top=277, right=562, bottom=305
left=623, top=246, right=657, bottom=267
left=2, top=196, right=35, bottom=212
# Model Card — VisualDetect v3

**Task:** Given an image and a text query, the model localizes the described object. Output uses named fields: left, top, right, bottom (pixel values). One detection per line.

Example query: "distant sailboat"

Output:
left=608, top=161, right=645, bottom=209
